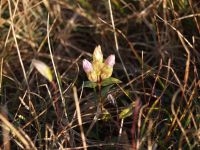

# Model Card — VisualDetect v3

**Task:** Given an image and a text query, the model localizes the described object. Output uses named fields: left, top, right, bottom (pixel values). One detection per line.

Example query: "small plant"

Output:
left=82, top=45, right=122, bottom=136
left=82, top=45, right=120, bottom=110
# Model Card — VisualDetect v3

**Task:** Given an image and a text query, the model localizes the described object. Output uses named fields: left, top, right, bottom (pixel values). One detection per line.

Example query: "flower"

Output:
left=100, top=65, right=113, bottom=80
left=83, top=59, right=98, bottom=82
left=88, top=70, right=98, bottom=82
left=83, top=45, right=115, bottom=82
left=104, top=54, right=115, bottom=67
left=83, top=59, right=93, bottom=73
left=32, top=59, right=53, bottom=82
left=93, top=45, right=103, bottom=62
left=101, top=55, right=115, bottom=80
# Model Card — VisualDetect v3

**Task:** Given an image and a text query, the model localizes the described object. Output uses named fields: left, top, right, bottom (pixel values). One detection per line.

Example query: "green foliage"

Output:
left=84, top=77, right=122, bottom=88
left=83, top=80, right=97, bottom=88
left=101, top=77, right=122, bottom=86
left=119, top=102, right=134, bottom=119
left=101, top=108, right=111, bottom=121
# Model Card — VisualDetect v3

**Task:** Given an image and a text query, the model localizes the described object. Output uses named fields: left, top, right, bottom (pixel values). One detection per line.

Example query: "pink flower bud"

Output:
left=83, top=59, right=93, bottom=73
left=93, top=45, right=103, bottom=62
left=104, top=54, right=115, bottom=67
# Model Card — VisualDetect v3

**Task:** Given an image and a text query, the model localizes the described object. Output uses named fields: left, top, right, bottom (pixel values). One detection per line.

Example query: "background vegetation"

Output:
left=0, top=0, right=200, bottom=149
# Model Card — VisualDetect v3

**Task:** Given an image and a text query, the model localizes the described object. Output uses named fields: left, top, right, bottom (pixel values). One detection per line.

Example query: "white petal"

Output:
left=32, top=59, right=53, bottom=82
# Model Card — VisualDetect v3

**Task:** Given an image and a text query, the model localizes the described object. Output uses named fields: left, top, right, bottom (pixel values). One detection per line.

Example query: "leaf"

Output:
left=83, top=77, right=121, bottom=88
left=83, top=81, right=97, bottom=88
left=101, top=108, right=111, bottom=121
left=101, top=77, right=122, bottom=86
left=119, top=107, right=133, bottom=119
left=101, top=85, right=114, bottom=98
left=119, top=102, right=135, bottom=119
left=32, top=59, right=53, bottom=82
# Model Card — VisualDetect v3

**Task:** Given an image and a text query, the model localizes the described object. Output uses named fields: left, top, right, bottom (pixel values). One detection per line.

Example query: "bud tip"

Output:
left=105, top=54, right=115, bottom=67
left=83, top=59, right=93, bottom=73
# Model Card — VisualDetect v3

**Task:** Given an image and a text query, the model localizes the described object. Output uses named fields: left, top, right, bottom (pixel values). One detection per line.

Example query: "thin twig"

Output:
left=131, top=99, right=142, bottom=149
left=171, top=89, right=191, bottom=148
left=0, top=110, right=37, bottom=150
left=107, top=0, right=131, bottom=88
left=73, top=86, right=87, bottom=150
left=1, top=106, right=10, bottom=150
left=0, top=58, right=3, bottom=93
left=47, top=14, right=69, bottom=123
left=8, top=0, right=29, bottom=91
left=156, top=15, right=191, bottom=94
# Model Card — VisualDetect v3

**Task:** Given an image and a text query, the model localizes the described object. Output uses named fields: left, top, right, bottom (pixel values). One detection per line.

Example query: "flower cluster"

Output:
left=83, top=45, right=115, bottom=82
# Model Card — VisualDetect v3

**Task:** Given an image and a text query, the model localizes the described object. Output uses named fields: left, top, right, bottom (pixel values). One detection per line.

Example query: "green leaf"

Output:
left=101, top=108, right=111, bottom=121
left=119, top=107, right=133, bottom=119
left=101, top=77, right=122, bottom=86
left=119, top=102, right=135, bottom=119
left=32, top=59, right=53, bottom=82
left=83, top=77, right=121, bottom=88
left=101, top=85, right=114, bottom=98
left=84, top=81, right=97, bottom=88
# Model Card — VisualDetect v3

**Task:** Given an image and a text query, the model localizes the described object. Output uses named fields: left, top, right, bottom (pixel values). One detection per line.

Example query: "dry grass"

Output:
left=0, top=0, right=200, bottom=149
